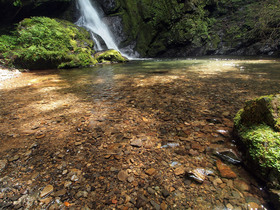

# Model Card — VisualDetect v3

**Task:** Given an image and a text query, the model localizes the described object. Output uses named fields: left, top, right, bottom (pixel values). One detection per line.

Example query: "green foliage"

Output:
left=221, top=0, right=280, bottom=47
left=0, top=35, right=17, bottom=53
left=0, top=17, right=96, bottom=69
left=240, top=124, right=280, bottom=172
left=13, top=0, right=22, bottom=7
left=169, top=9, right=216, bottom=47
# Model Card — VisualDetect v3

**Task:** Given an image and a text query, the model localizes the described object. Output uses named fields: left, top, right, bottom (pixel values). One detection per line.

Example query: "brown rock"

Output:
left=216, top=160, right=237, bottom=178
left=145, top=168, right=156, bottom=176
left=0, top=160, right=7, bottom=171
left=174, top=167, right=185, bottom=176
left=118, top=170, right=129, bottom=182
left=246, top=202, right=259, bottom=209
left=40, top=185, right=54, bottom=198
left=234, top=180, right=250, bottom=192
left=160, top=201, right=168, bottom=210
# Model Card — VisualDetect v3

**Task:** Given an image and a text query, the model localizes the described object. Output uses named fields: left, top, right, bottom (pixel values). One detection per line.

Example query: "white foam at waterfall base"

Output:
left=76, top=0, right=133, bottom=59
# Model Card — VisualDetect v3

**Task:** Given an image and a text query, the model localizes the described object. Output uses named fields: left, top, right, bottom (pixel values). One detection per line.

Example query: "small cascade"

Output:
left=76, top=0, right=121, bottom=53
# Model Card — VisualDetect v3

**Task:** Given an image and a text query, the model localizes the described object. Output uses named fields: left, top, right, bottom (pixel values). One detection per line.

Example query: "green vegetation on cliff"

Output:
left=113, top=0, right=280, bottom=57
left=0, top=17, right=96, bottom=69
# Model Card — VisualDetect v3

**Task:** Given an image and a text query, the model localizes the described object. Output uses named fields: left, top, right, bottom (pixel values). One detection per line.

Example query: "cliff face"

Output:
left=1, top=0, right=280, bottom=58
left=97, top=0, right=280, bottom=57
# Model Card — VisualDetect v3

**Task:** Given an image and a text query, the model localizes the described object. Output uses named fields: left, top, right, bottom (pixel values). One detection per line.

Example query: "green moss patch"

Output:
left=94, top=49, right=128, bottom=64
left=0, top=17, right=97, bottom=69
left=234, top=94, right=280, bottom=190
left=239, top=124, right=280, bottom=173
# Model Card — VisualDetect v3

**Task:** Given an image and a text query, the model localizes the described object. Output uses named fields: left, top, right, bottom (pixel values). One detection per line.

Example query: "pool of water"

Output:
left=1, top=56, right=280, bottom=209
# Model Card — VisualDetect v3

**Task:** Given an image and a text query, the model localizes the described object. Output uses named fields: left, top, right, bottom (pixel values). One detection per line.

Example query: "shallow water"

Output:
left=1, top=57, right=280, bottom=209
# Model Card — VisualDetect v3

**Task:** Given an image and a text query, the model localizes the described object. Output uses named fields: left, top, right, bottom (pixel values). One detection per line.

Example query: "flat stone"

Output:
left=215, top=149, right=241, bottom=164
left=76, top=191, right=88, bottom=198
left=127, top=176, right=135, bottom=183
left=131, top=139, right=143, bottom=147
left=0, top=160, right=8, bottom=171
left=188, top=168, right=213, bottom=183
left=53, top=189, right=67, bottom=197
left=246, top=202, right=259, bottom=209
left=174, top=167, right=185, bottom=176
left=145, top=168, right=156, bottom=176
left=118, top=170, right=128, bottom=182
left=147, top=187, right=156, bottom=195
left=40, top=185, right=54, bottom=198
left=234, top=180, right=250, bottom=192
left=162, top=189, right=170, bottom=198
left=150, top=200, right=160, bottom=210
left=9, top=155, right=19, bottom=162
left=213, top=178, right=223, bottom=186
left=226, top=203, right=233, bottom=209
left=136, top=195, right=148, bottom=208
left=160, top=201, right=168, bottom=210
left=216, top=160, right=237, bottom=178
left=63, top=179, right=71, bottom=187
left=40, top=197, right=53, bottom=205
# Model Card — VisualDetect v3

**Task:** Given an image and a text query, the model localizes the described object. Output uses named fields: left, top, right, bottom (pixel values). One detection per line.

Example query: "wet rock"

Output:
left=0, top=159, right=8, bottom=171
left=150, top=200, right=160, bottom=210
left=127, top=176, right=134, bottom=183
left=53, top=189, right=67, bottom=197
left=161, top=142, right=179, bottom=148
left=160, top=201, right=168, bottom=210
left=174, top=167, right=185, bottom=176
left=189, top=149, right=199, bottom=156
left=9, top=155, right=19, bottom=162
left=187, top=168, right=214, bottom=183
left=213, top=178, right=223, bottom=186
left=118, top=170, right=128, bottom=182
left=161, top=189, right=170, bottom=198
left=76, top=191, right=88, bottom=198
left=226, top=203, right=233, bottom=209
left=145, top=168, right=157, bottom=176
left=216, top=160, right=237, bottom=178
left=131, top=139, right=143, bottom=147
left=246, top=202, right=259, bottom=209
left=40, top=197, right=53, bottom=205
left=40, top=185, right=54, bottom=198
left=136, top=195, right=148, bottom=208
left=64, top=181, right=72, bottom=188
left=147, top=187, right=156, bottom=195
left=269, top=189, right=280, bottom=209
left=214, top=149, right=241, bottom=164
left=71, top=174, right=79, bottom=181
left=234, top=180, right=250, bottom=192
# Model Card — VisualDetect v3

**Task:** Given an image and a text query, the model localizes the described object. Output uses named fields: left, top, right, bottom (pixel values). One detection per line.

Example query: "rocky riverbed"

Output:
left=1, top=59, right=279, bottom=209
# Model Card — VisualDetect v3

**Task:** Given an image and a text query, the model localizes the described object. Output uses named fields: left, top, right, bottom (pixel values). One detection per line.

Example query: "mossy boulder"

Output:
left=0, top=16, right=97, bottom=69
left=234, top=94, right=280, bottom=207
left=94, top=49, right=128, bottom=64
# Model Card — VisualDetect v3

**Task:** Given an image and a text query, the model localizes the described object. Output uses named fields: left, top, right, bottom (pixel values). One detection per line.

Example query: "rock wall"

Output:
left=1, top=0, right=280, bottom=58
left=96, top=0, right=280, bottom=57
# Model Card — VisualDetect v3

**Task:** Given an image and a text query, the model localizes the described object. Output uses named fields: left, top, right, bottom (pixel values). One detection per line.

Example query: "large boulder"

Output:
left=0, top=16, right=97, bottom=69
left=234, top=94, right=280, bottom=208
left=94, top=49, right=128, bottom=64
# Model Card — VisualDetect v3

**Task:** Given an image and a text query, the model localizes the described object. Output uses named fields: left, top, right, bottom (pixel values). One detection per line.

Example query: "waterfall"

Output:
left=76, top=0, right=120, bottom=52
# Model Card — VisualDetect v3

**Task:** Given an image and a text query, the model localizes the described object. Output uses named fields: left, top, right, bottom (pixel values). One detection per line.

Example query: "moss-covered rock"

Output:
left=94, top=49, right=128, bottom=64
left=0, top=16, right=97, bottom=69
left=234, top=94, right=280, bottom=207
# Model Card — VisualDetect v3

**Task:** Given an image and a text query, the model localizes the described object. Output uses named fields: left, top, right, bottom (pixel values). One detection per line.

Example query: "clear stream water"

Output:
left=2, top=57, right=279, bottom=209
left=56, top=57, right=280, bottom=209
